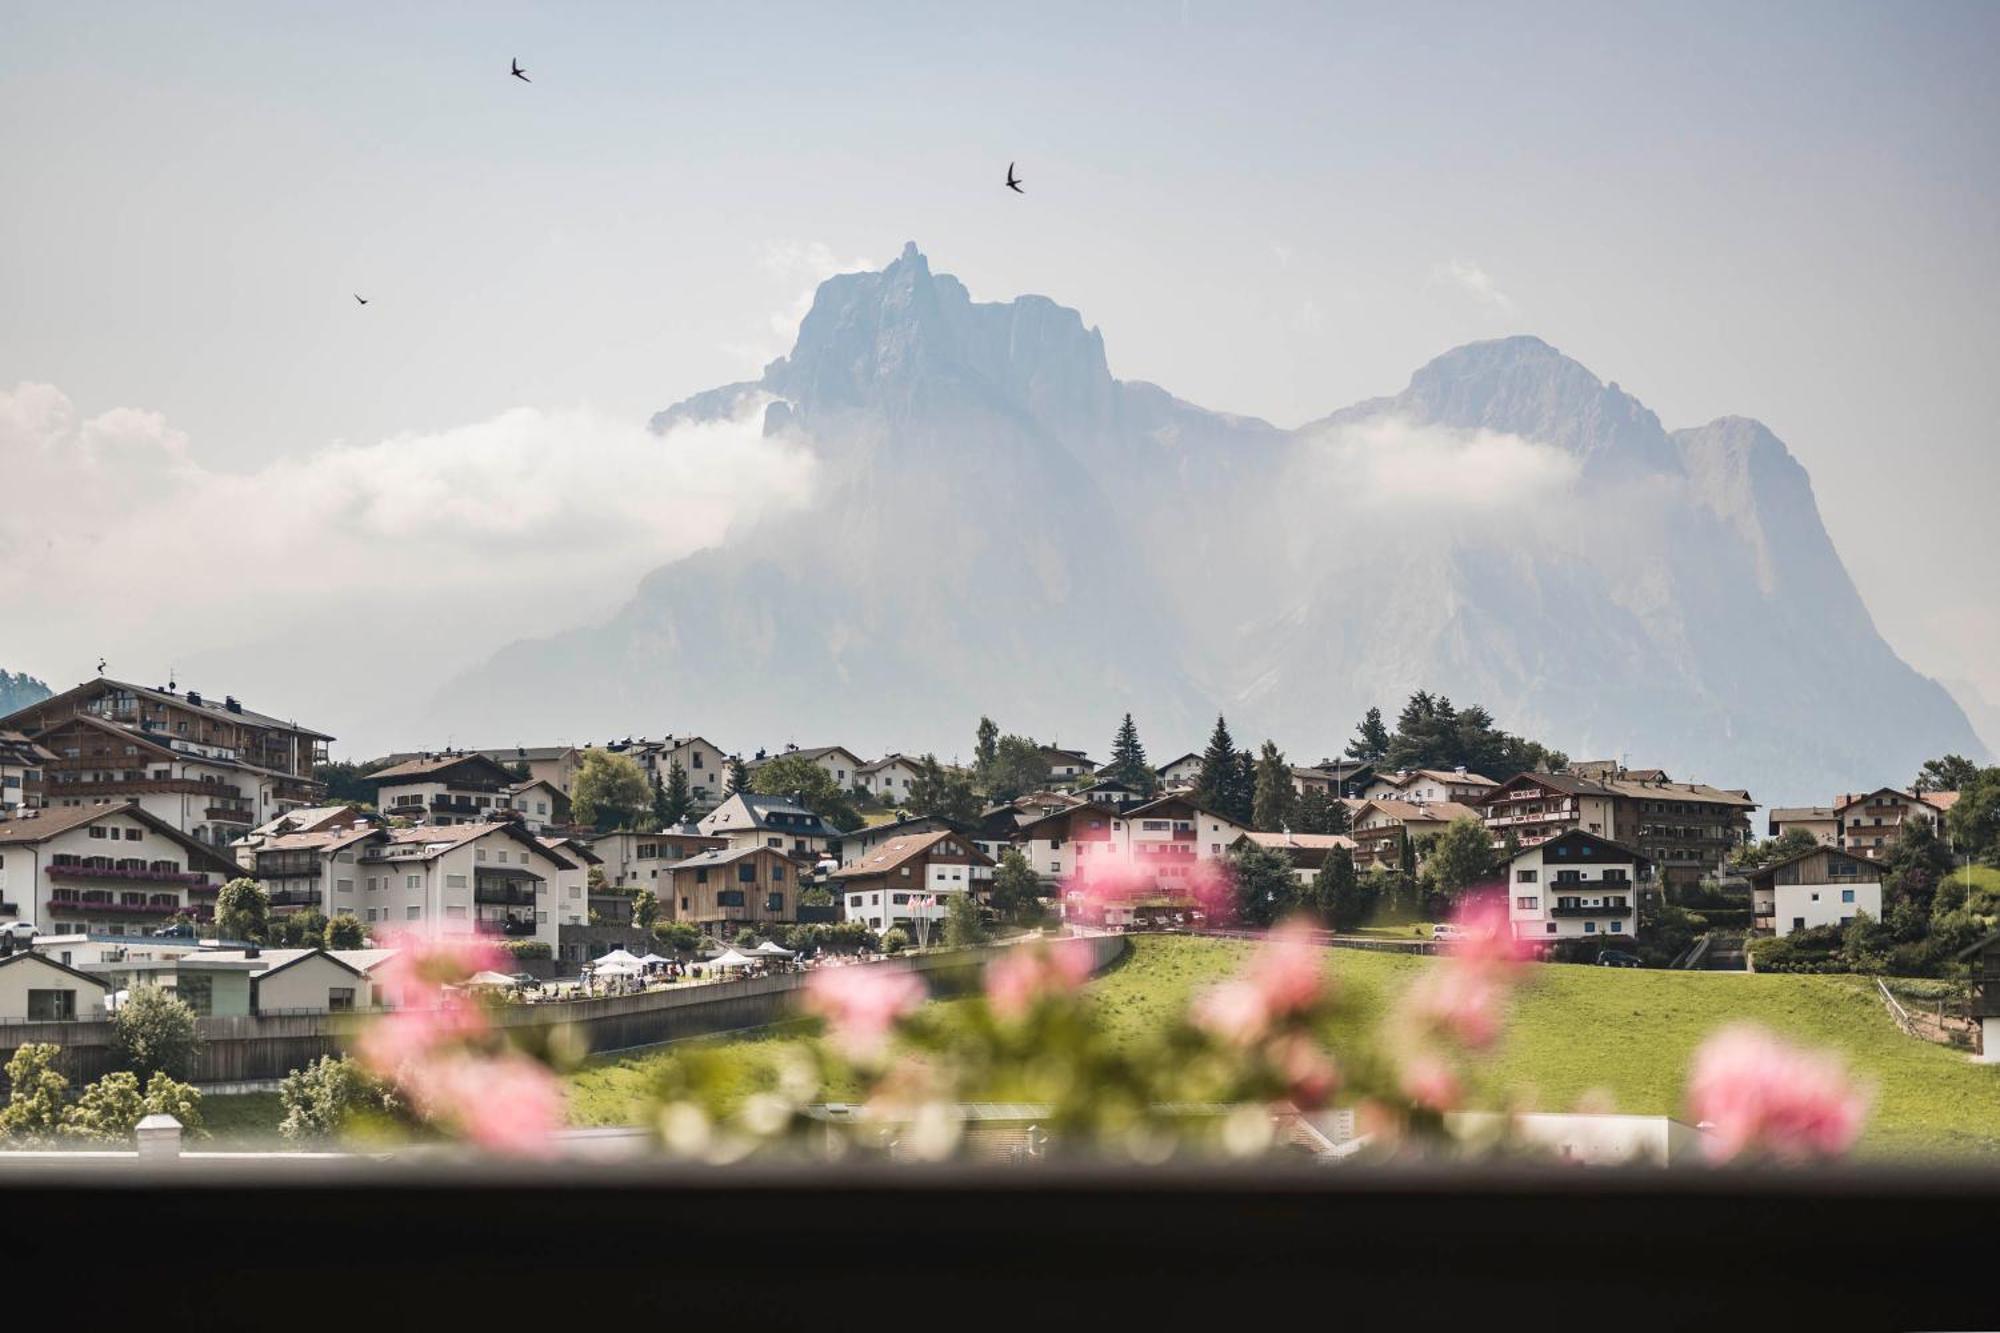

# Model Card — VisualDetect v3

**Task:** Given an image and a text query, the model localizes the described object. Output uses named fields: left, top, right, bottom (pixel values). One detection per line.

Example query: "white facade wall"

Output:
left=1, top=813, right=223, bottom=934
left=1504, top=842, right=1641, bottom=942
left=0, top=954, right=110, bottom=1021
left=1772, top=879, right=1882, bottom=937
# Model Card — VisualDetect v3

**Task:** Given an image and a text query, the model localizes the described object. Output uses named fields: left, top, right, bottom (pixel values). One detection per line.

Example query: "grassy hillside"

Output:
left=214, top=934, right=2000, bottom=1157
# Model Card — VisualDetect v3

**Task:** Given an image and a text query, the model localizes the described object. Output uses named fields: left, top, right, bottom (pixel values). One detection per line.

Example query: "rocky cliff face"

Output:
left=438, top=246, right=1983, bottom=801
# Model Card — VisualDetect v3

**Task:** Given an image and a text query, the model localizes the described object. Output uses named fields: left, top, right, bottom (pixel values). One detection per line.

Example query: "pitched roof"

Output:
left=857, top=753, right=919, bottom=774
left=746, top=745, right=862, bottom=768
left=0, top=949, right=111, bottom=992
left=1236, top=831, right=1357, bottom=852
left=0, top=801, right=241, bottom=875
left=367, top=752, right=519, bottom=784
left=663, top=845, right=783, bottom=871
left=1, top=677, right=332, bottom=740
left=1352, top=799, right=1484, bottom=826
left=1769, top=806, right=1836, bottom=822
left=831, top=829, right=991, bottom=879
left=698, top=791, right=838, bottom=837
left=1742, top=844, right=1883, bottom=885
left=363, top=820, right=575, bottom=869
left=1122, top=793, right=1249, bottom=828
left=1502, top=827, right=1651, bottom=868
left=1155, top=752, right=1203, bottom=772
left=1373, top=768, right=1500, bottom=790
left=1921, top=791, right=1960, bottom=813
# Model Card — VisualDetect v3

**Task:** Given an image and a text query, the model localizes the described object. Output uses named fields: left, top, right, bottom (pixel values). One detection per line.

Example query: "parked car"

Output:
left=151, top=923, right=196, bottom=939
left=1597, top=949, right=1643, bottom=968
left=508, top=972, right=543, bottom=991
left=1431, top=923, right=1466, bottom=941
left=1, top=921, right=37, bottom=943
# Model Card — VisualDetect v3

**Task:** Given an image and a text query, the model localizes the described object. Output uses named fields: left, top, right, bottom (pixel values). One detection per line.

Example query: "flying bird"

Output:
left=511, top=58, right=530, bottom=82
left=354, top=294, right=368, bottom=305
left=1005, top=162, right=1023, bottom=193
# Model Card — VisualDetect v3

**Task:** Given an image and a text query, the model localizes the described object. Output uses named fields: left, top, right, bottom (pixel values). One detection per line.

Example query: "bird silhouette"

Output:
left=1006, top=162, right=1024, bottom=193
left=511, top=58, right=530, bottom=82
left=354, top=294, right=368, bottom=305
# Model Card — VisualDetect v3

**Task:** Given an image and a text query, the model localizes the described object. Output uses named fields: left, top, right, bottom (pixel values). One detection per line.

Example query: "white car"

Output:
left=1430, top=923, right=1466, bottom=941
left=1, top=921, right=38, bottom=944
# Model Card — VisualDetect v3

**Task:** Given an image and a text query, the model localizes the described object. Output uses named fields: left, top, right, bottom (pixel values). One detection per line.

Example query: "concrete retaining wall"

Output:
left=0, top=933, right=1126, bottom=1091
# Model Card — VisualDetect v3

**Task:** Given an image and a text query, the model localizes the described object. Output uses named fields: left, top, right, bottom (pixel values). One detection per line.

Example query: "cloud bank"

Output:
left=0, top=383, right=817, bottom=747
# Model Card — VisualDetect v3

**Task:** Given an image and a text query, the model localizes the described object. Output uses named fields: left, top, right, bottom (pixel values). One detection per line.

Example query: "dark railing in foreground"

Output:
left=0, top=1161, right=1992, bottom=1327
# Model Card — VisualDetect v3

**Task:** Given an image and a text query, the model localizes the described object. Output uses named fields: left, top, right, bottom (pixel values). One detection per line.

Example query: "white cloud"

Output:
left=0, top=383, right=818, bottom=743
left=1286, top=414, right=1580, bottom=535
left=1430, top=258, right=1513, bottom=309
left=725, top=240, right=877, bottom=369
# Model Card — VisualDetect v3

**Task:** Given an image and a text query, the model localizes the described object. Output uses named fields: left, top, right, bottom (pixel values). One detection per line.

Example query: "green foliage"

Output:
left=631, top=888, right=661, bottom=930
left=760, top=921, right=879, bottom=955
left=1356, top=691, right=1565, bottom=778
left=1914, top=754, right=1980, bottom=796
left=1424, top=815, right=1496, bottom=899
left=907, top=754, right=981, bottom=825
left=113, top=986, right=202, bottom=1081
left=268, top=907, right=328, bottom=949
left=325, top=913, right=366, bottom=949
left=1748, top=925, right=1850, bottom=974
left=727, top=754, right=751, bottom=794
left=1195, top=715, right=1255, bottom=826
left=0, top=1044, right=69, bottom=1140
left=1345, top=706, right=1391, bottom=763
left=312, top=759, right=383, bottom=806
left=1295, top=785, right=1350, bottom=835
left=748, top=753, right=863, bottom=831
left=1947, top=765, right=2000, bottom=863
left=573, top=750, right=654, bottom=831
left=944, top=892, right=986, bottom=949
left=988, top=849, right=1046, bottom=925
left=1250, top=739, right=1297, bottom=833
left=58, top=1069, right=199, bottom=1140
left=799, top=885, right=834, bottom=907
left=657, top=758, right=694, bottom=827
left=500, top=939, right=552, bottom=960
left=974, top=717, right=1000, bottom=776
left=1733, top=827, right=1821, bottom=869
left=1315, top=847, right=1371, bottom=931
left=978, top=733, right=1051, bottom=804
left=278, top=1055, right=406, bottom=1141
left=1103, top=713, right=1157, bottom=797
left=652, top=920, right=703, bottom=955
left=0, top=668, right=53, bottom=715
left=214, top=877, right=269, bottom=943
left=880, top=927, right=912, bottom=955
left=1226, top=842, right=1299, bottom=927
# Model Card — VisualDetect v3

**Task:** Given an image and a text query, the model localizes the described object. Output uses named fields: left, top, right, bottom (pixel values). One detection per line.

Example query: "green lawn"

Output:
left=198, top=1091, right=285, bottom=1143
left=211, top=934, right=2000, bottom=1158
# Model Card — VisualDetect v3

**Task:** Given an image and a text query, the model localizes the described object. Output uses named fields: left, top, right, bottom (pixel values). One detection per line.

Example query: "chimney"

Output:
left=186, top=690, right=202, bottom=706
left=225, top=696, right=242, bottom=714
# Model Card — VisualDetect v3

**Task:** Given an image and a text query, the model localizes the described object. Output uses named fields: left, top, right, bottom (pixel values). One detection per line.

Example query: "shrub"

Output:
left=0, top=1044, right=69, bottom=1141
left=61, top=1071, right=145, bottom=1140
left=944, top=893, right=986, bottom=949
left=113, top=986, right=202, bottom=1081
left=141, top=1071, right=204, bottom=1134
left=500, top=939, right=552, bottom=961
left=881, top=927, right=912, bottom=955
left=213, top=877, right=270, bottom=943
left=652, top=921, right=703, bottom=956
left=325, top=914, right=366, bottom=950
left=278, top=1055, right=406, bottom=1141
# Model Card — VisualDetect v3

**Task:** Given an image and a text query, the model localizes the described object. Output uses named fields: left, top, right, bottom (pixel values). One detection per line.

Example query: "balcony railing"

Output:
left=474, top=883, right=538, bottom=907
left=47, top=863, right=208, bottom=886
left=256, top=859, right=323, bottom=879
left=473, top=918, right=538, bottom=937
left=1550, top=899, right=1632, bottom=917
left=267, top=888, right=323, bottom=908
left=47, top=897, right=185, bottom=916
left=206, top=805, right=254, bottom=824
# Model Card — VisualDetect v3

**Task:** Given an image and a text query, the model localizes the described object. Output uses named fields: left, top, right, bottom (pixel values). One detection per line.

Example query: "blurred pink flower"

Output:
left=805, top=965, right=927, bottom=1059
left=406, top=1049, right=564, bottom=1156
left=1193, top=919, right=1327, bottom=1046
left=1402, top=966, right=1506, bottom=1050
left=1437, top=901, right=1527, bottom=968
left=1400, top=1054, right=1462, bottom=1111
left=1686, top=1025, right=1869, bottom=1163
left=985, top=942, right=1094, bottom=1021
left=372, top=931, right=508, bottom=1006
left=1192, top=980, right=1270, bottom=1045
left=354, top=998, right=491, bottom=1076
left=1252, top=918, right=1326, bottom=1018
left=1268, top=1033, right=1341, bottom=1110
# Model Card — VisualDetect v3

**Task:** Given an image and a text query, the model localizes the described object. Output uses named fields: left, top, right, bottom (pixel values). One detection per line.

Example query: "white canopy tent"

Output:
left=752, top=941, right=796, bottom=957
left=637, top=953, right=673, bottom=968
left=465, top=970, right=520, bottom=989
left=709, top=949, right=760, bottom=969
left=591, top=949, right=643, bottom=969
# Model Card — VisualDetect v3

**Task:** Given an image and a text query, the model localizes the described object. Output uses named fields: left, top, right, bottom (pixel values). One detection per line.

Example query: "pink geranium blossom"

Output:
left=404, top=1049, right=565, bottom=1156
left=1267, top=1033, right=1340, bottom=1110
left=1401, top=965, right=1507, bottom=1050
left=1686, top=1025, right=1869, bottom=1163
left=371, top=931, right=507, bottom=1006
left=985, top=942, right=1094, bottom=1021
left=1399, top=1054, right=1462, bottom=1111
left=1193, top=919, right=1328, bottom=1046
left=354, top=998, right=492, bottom=1074
left=804, top=965, right=927, bottom=1059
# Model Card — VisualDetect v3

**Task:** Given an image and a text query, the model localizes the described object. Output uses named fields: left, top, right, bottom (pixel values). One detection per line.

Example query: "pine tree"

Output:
left=1107, top=713, right=1155, bottom=795
left=975, top=716, right=1000, bottom=775
left=1251, top=740, right=1297, bottom=832
left=659, top=758, right=693, bottom=826
left=1195, top=715, right=1249, bottom=825
left=1345, top=706, right=1391, bottom=763
left=726, top=754, right=750, bottom=794
left=1315, top=846, right=1368, bottom=930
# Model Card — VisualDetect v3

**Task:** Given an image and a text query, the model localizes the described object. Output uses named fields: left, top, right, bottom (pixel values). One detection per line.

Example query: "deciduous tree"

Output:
left=572, top=749, right=653, bottom=831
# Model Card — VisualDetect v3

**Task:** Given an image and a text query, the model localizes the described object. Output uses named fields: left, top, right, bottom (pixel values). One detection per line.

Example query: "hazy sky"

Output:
left=3, top=1, right=1997, bottom=750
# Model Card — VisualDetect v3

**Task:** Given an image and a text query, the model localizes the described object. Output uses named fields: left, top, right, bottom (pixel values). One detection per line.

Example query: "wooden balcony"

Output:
left=47, top=862, right=208, bottom=886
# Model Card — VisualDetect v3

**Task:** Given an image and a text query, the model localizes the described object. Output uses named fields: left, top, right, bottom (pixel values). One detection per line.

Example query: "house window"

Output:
left=1793, top=917, right=1806, bottom=932
left=1516, top=870, right=1537, bottom=883
left=178, top=973, right=215, bottom=1017
left=766, top=893, right=785, bottom=913
left=406, top=875, right=421, bottom=891
left=773, top=864, right=786, bottom=881
left=1516, top=897, right=1538, bottom=911
left=406, top=906, right=422, bottom=920
left=27, top=989, right=76, bottom=1022
left=446, top=874, right=467, bottom=889
left=716, top=890, right=745, bottom=907
left=1546, top=923, right=1558, bottom=934
left=1583, top=921, right=1597, bottom=934
left=1841, top=889, right=1855, bottom=903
